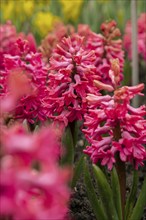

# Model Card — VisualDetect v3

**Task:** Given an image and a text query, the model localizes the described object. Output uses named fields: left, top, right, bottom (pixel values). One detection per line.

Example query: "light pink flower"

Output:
left=123, top=13, right=146, bottom=61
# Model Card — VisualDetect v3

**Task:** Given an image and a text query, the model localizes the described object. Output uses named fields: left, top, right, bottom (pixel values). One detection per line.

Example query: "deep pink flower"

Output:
left=44, top=34, right=100, bottom=125
left=83, top=60, right=146, bottom=170
left=0, top=38, right=48, bottom=123
left=0, top=124, right=70, bottom=220
left=123, top=13, right=146, bottom=61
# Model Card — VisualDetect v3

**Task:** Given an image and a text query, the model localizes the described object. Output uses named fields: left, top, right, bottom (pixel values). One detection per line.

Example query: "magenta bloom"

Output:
left=44, top=34, right=100, bottom=125
left=0, top=21, right=36, bottom=70
left=0, top=38, right=47, bottom=123
left=83, top=60, right=146, bottom=170
left=123, top=13, right=146, bottom=61
left=0, top=124, right=70, bottom=220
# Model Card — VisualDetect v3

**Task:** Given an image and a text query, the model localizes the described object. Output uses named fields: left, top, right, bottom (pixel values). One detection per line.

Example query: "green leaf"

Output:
left=111, top=167, right=122, bottom=220
left=125, top=170, right=138, bottom=220
left=71, top=154, right=85, bottom=188
left=129, top=177, right=146, bottom=220
left=93, top=165, right=119, bottom=220
left=61, top=126, right=74, bottom=166
left=84, top=160, right=108, bottom=220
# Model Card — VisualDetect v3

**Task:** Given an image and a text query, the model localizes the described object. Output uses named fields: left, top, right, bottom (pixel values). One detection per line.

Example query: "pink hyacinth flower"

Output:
left=83, top=60, right=146, bottom=170
left=44, top=34, right=100, bottom=126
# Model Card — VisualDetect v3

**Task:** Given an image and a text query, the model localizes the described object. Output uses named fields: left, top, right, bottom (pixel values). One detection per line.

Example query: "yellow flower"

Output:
left=1, top=0, right=34, bottom=22
left=22, top=0, right=34, bottom=16
left=33, top=11, right=61, bottom=37
left=59, top=0, right=83, bottom=21
left=1, top=1, right=14, bottom=21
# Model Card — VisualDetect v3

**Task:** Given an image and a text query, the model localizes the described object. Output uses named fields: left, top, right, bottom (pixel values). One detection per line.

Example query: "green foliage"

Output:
left=61, top=126, right=74, bottom=166
left=71, top=154, right=85, bottom=188
left=129, top=177, right=146, bottom=220
left=111, top=167, right=122, bottom=220
left=84, top=160, right=108, bottom=220
left=125, top=170, right=138, bottom=220
left=93, top=165, right=119, bottom=220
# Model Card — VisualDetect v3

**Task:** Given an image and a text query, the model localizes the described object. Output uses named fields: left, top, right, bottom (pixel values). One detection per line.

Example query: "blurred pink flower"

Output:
left=83, top=60, right=146, bottom=170
left=0, top=124, right=70, bottom=220
left=0, top=21, right=36, bottom=70
left=123, top=13, right=146, bottom=61
left=0, top=38, right=48, bottom=123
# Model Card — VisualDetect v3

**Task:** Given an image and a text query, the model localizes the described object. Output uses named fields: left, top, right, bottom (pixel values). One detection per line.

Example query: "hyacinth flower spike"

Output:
left=83, top=59, right=146, bottom=220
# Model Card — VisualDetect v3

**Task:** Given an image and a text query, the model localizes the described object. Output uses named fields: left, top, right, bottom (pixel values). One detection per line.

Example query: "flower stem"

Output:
left=68, top=120, right=77, bottom=147
left=115, top=156, right=126, bottom=220
left=113, top=123, right=126, bottom=220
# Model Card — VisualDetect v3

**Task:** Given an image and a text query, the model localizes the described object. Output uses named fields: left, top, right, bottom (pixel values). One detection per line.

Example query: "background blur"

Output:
left=0, top=0, right=145, bottom=40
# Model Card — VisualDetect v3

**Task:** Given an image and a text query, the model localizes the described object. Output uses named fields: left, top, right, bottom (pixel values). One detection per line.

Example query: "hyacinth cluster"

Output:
left=43, top=20, right=124, bottom=125
left=0, top=38, right=48, bottom=123
left=79, top=20, right=124, bottom=84
left=40, top=20, right=124, bottom=84
left=123, top=13, right=146, bottom=61
left=0, top=124, right=70, bottom=220
left=83, top=59, right=146, bottom=170
left=0, top=21, right=36, bottom=70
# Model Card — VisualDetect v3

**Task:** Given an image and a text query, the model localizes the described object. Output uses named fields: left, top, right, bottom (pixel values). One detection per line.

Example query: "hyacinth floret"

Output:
left=38, top=22, right=75, bottom=63
left=83, top=59, right=146, bottom=170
